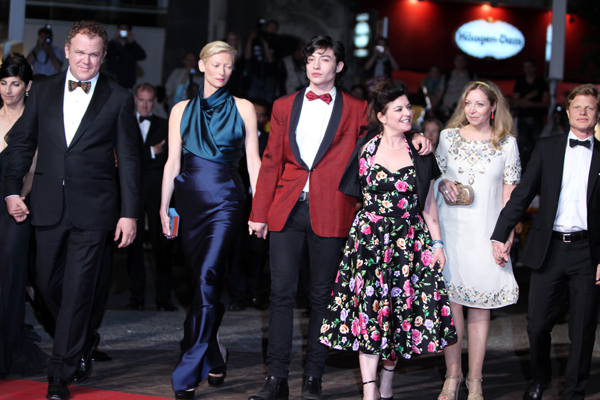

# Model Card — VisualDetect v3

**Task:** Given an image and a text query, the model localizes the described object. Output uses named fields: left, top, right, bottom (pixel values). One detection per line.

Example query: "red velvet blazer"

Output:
left=250, top=89, right=368, bottom=238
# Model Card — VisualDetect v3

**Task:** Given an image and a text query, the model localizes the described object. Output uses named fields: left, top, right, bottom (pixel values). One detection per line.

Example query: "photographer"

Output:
left=363, top=37, right=399, bottom=79
left=244, top=19, right=278, bottom=102
left=106, top=23, right=146, bottom=89
left=27, top=25, right=64, bottom=76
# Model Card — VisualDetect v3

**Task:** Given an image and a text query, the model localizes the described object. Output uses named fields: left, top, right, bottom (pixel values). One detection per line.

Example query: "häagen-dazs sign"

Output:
left=455, top=19, right=525, bottom=59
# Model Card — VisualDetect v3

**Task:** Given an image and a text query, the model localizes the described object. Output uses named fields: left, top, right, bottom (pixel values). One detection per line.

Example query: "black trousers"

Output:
left=35, top=206, right=109, bottom=382
left=127, top=169, right=173, bottom=302
left=267, top=201, right=345, bottom=379
left=527, top=237, right=599, bottom=400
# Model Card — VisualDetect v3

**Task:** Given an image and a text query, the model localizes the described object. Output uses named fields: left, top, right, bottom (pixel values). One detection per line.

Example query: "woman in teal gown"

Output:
left=160, top=41, right=261, bottom=399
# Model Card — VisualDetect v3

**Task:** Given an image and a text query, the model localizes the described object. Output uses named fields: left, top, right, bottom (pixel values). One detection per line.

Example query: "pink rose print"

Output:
left=359, top=312, right=368, bottom=334
left=361, top=224, right=372, bottom=235
left=351, top=318, right=361, bottom=336
left=421, top=250, right=433, bottom=266
left=384, top=248, right=393, bottom=263
left=366, top=212, right=383, bottom=223
left=414, top=241, right=421, bottom=251
left=428, top=342, right=436, bottom=353
left=355, top=274, right=364, bottom=294
left=434, top=291, right=441, bottom=301
left=412, top=329, right=423, bottom=345
left=395, top=180, right=409, bottom=192
left=402, top=212, right=409, bottom=218
left=359, top=158, right=368, bottom=176
left=401, top=320, right=411, bottom=331
left=406, top=296, right=412, bottom=309
left=397, top=198, right=408, bottom=209
left=407, top=226, right=415, bottom=239
left=441, top=305, right=450, bottom=317
left=371, top=331, right=380, bottom=341
left=412, top=345, right=421, bottom=354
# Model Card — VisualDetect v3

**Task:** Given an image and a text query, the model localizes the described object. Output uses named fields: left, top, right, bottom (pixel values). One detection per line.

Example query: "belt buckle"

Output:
left=563, top=233, right=572, bottom=243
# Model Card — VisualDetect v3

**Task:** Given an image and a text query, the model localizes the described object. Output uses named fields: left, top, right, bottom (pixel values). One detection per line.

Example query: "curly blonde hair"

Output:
left=446, top=80, right=515, bottom=149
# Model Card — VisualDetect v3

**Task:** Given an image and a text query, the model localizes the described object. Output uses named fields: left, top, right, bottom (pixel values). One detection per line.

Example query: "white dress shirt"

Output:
left=296, top=86, right=337, bottom=192
left=137, top=112, right=155, bottom=159
left=63, top=68, right=99, bottom=147
left=553, top=131, right=594, bottom=232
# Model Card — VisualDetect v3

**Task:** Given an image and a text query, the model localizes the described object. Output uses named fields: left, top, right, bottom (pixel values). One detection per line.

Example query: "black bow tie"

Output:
left=570, top=138, right=591, bottom=149
left=139, top=115, right=151, bottom=123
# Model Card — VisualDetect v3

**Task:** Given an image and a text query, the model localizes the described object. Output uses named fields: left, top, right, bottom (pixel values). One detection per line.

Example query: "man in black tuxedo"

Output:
left=4, top=21, right=139, bottom=400
left=126, top=82, right=175, bottom=311
left=491, top=84, right=600, bottom=400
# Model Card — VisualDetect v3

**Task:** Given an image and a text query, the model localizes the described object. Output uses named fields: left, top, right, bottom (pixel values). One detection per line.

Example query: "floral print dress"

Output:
left=320, top=134, right=457, bottom=360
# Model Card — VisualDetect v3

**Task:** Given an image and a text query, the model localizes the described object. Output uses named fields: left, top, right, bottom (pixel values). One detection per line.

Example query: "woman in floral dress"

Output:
left=321, top=80, right=457, bottom=400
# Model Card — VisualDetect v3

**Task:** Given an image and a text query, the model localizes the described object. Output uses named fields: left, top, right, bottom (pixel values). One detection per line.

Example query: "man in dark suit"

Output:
left=4, top=21, right=139, bottom=400
left=126, top=82, right=175, bottom=311
left=491, top=84, right=600, bottom=400
left=248, top=35, right=430, bottom=400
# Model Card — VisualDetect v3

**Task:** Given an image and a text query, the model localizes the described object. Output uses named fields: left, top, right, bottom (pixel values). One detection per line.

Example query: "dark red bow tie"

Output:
left=306, top=91, right=332, bottom=105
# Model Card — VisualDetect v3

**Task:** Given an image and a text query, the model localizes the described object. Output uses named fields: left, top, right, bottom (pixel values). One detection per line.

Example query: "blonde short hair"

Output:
left=199, top=41, right=236, bottom=63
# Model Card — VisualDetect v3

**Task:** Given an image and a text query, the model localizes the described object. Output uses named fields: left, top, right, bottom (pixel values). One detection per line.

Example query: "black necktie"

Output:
left=569, top=138, right=591, bottom=149
left=139, top=115, right=151, bottom=123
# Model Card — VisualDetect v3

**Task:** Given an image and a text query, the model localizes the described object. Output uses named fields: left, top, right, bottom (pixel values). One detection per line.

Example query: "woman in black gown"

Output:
left=0, top=52, right=48, bottom=379
left=160, top=41, right=261, bottom=399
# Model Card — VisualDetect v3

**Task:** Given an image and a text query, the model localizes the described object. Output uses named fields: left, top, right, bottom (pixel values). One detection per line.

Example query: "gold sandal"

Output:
left=437, top=373, right=463, bottom=400
left=465, top=374, right=483, bottom=400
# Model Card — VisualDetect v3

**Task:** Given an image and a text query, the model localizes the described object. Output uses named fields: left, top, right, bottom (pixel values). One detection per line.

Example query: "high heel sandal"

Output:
left=465, top=374, right=483, bottom=400
left=379, top=366, right=394, bottom=400
left=207, top=349, right=229, bottom=387
left=363, top=380, right=379, bottom=400
left=437, top=373, right=463, bottom=400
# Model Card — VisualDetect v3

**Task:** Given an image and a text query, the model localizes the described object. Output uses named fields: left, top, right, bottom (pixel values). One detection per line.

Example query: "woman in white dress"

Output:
left=435, top=80, right=520, bottom=400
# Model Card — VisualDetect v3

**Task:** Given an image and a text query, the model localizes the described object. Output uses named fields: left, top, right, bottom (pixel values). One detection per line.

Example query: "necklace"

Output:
left=380, top=134, right=406, bottom=151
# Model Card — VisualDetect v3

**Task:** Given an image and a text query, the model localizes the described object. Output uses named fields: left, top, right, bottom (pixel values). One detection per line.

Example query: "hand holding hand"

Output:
left=248, top=221, right=269, bottom=239
left=114, top=217, right=137, bottom=248
left=492, top=241, right=510, bottom=267
left=439, top=179, right=459, bottom=203
left=160, top=209, right=173, bottom=238
left=6, top=196, right=29, bottom=222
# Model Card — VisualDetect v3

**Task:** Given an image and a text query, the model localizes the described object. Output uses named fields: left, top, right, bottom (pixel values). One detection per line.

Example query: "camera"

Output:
left=42, top=25, right=53, bottom=43
left=376, top=45, right=384, bottom=53
left=120, top=30, right=128, bottom=38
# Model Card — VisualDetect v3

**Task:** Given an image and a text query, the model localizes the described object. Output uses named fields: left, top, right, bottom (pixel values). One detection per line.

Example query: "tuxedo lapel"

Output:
left=312, top=91, right=344, bottom=167
left=549, top=134, right=568, bottom=204
left=145, top=116, right=160, bottom=145
left=49, top=73, right=68, bottom=149
left=288, top=91, right=308, bottom=170
left=588, top=137, right=600, bottom=203
left=68, top=74, right=112, bottom=149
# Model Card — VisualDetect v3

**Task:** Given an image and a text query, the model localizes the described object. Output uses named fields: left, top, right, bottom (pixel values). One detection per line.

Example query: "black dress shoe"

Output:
left=46, top=377, right=70, bottom=400
left=174, top=389, right=195, bottom=399
left=91, top=349, right=112, bottom=363
left=249, top=297, right=266, bottom=310
left=73, top=331, right=100, bottom=383
left=523, top=381, right=548, bottom=400
left=156, top=299, right=178, bottom=311
left=301, top=376, right=322, bottom=400
left=207, top=349, right=229, bottom=387
left=248, top=376, right=289, bottom=400
left=126, top=297, right=145, bottom=310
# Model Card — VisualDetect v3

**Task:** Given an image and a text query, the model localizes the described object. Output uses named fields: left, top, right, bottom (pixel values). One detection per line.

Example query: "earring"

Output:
left=491, top=110, right=495, bottom=120
left=25, top=91, right=29, bottom=97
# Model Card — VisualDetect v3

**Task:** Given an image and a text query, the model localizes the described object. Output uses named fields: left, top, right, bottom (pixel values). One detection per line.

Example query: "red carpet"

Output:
left=0, top=379, right=168, bottom=399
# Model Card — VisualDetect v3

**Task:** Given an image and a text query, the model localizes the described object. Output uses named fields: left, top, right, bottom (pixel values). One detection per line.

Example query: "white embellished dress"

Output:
left=434, top=128, right=520, bottom=308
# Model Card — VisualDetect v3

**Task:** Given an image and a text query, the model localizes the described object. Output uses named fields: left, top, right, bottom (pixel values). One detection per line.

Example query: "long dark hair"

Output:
left=0, top=52, right=33, bottom=108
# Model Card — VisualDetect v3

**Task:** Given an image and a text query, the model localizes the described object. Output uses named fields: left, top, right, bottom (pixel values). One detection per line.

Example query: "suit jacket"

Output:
left=339, top=126, right=440, bottom=212
left=250, top=89, right=369, bottom=237
left=491, top=134, right=600, bottom=269
left=139, top=114, right=169, bottom=173
left=4, top=71, right=140, bottom=230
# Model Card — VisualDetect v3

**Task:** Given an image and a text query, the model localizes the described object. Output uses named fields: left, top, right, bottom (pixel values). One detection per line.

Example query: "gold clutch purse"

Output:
left=444, top=182, right=474, bottom=206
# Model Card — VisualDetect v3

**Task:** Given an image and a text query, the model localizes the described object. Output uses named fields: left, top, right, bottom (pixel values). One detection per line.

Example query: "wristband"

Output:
left=432, top=243, right=444, bottom=249
left=432, top=240, right=443, bottom=245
